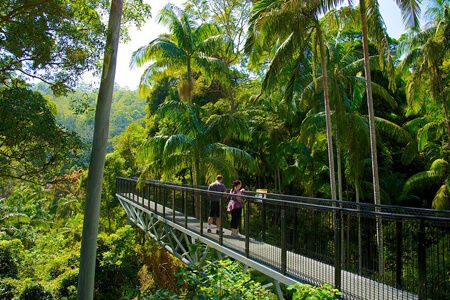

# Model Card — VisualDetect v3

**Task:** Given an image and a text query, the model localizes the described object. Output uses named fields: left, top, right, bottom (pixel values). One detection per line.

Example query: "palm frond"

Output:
left=401, top=170, right=441, bottom=200
left=395, top=0, right=422, bottom=28
left=208, top=143, right=255, bottom=171
left=432, top=184, right=450, bottom=210
left=374, top=117, right=411, bottom=144
left=163, top=134, right=194, bottom=156
left=130, top=38, right=186, bottom=68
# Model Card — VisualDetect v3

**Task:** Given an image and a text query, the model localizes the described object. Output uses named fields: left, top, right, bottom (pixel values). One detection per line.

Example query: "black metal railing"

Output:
left=116, top=177, right=450, bottom=300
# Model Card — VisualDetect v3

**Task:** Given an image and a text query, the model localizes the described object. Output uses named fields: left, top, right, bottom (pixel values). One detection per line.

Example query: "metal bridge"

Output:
left=116, top=177, right=450, bottom=299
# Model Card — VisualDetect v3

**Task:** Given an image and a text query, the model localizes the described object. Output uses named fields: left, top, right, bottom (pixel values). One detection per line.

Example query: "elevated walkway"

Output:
left=116, top=177, right=450, bottom=299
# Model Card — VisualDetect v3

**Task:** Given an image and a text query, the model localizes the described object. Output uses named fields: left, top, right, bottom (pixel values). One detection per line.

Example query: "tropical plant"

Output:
left=287, top=283, right=342, bottom=300
left=399, top=0, right=449, bottom=147
left=139, top=101, right=253, bottom=215
left=131, top=4, right=225, bottom=104
left=246, top=0, right=345, bottom=201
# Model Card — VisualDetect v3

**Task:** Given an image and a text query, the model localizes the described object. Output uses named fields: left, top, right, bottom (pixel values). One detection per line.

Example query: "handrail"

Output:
left=117, top=177, right=450, bottom=221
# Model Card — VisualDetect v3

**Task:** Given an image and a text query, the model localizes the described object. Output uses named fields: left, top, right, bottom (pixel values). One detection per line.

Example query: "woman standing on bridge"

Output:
left=228, top=180, right=245, bottom=238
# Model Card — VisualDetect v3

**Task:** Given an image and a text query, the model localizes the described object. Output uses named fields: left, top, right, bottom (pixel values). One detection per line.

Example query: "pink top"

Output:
left=231, top=188, right=245, bottom=209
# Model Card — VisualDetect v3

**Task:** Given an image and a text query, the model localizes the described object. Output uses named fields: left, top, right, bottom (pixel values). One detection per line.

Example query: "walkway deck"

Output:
left=117, top=191, right=418, bottom=300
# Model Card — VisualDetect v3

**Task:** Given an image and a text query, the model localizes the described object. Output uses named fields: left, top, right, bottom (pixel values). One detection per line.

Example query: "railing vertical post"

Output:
left=141, top=182, right=144, bottom=207
left=184, top=190, right=188, bottom=229
left=154, top=184, right=158, bottom=213
left=219, top=196, right=223, bottom=246
left=395, top=219, right=403, bottom=288
left=163, top=185, right=166, bottom=218
left=172, top=190, right=176, bottom=222
left=281, top=203, right=287, bottom=274
left=200, top=193, right=203, bottom=236
left=418, top=219, right=427, bottom=299
left=334, top=208, right=342, bottom=290
left=261, top=201, right=266, bottom=241
left=145, top=182, right=150, bottom=210
left=245, top=200, right=250, bottom=258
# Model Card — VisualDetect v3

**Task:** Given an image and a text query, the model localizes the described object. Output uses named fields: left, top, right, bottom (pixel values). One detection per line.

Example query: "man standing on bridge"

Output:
left=207, top=175, right=227, bottom=234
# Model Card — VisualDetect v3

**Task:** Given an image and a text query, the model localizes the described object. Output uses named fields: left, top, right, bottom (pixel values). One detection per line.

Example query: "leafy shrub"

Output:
left=95, top=225, right=139, bottom=299
left=19, top=284, right=53, bottom=300
left=55, top=268, right=78, bottom=299
left=287, top=283, right=342, bottom=300
left=135, top=239, right=184, bottom=293
left=0, top=247, right=18, bottom=278
left=0, top=280, right=16, bottom=300
left=178, top=259, right=271, bottom=299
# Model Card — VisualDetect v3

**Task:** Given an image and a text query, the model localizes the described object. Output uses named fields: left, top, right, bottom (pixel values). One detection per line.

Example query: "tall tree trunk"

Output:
left=187, top=57, right=193, bottom=105
left=355, top=180, right=362, bottom=274
left=193, top=158, right=202, bottom=218
left=76, top=1, right=123, bottom=299
left=336, top=139, right=344, bottom=265
left=359, top=0, right=384, bottom=276
left=316, top=24, right=337, bottom=201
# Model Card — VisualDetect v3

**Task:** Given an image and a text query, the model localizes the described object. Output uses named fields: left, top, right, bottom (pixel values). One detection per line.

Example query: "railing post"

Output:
left=140, top=182, right=144, bottom=206
left=281, top=203, right=287, bottom=275
left=163, top=185, right=166, bottom=218
left=245, top=200, right=250, bottom=258
left=219, top=196, right=223, bottom=246
left=395, top=219, right=403, bottom=288
left=145, top=182, right=150, bottom=209
left=200, top=193, right=203, bottom=236
left=261, top=201, right=266, bottom=241
left=334, top=208, right=342, bottom=291
left=418, top=219, right=427, bottom=299
left=154, top=184, right=157, bottom=213
left=172, top=190, right=176, bottom=222
left=184, top=190, right=188, bottom=229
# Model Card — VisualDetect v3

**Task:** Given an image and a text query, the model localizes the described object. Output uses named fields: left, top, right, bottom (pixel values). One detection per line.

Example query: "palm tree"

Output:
left=399, top=0, right=449, bottom=147
left=77, top=0, right=123, bottom=298
left=138, top=101, right=253, bottom=217
left=357, top=0, right=421, bottom=275
left=130, top=4, right=225, bottom=104
left=246, top=0, right=344, bottom=201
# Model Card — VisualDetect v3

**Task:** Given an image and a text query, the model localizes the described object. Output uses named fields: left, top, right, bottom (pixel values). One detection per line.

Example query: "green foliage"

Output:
left=287, top=283, right=342, bottom=300
left=0, top=246, right=18, bottom=278
left=95, top=226, right=140, bottom=299
left=19, top=284, right=53, bottom=300
left=0, top=87, right=81, bottom=182
left=176, top=259, right=271, bottom=299
left=0, top=0, right=151, bottom=94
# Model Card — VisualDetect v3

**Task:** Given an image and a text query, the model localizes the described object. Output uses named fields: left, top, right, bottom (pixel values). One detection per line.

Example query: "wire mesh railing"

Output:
left=116, top=177, right=450, bottom=300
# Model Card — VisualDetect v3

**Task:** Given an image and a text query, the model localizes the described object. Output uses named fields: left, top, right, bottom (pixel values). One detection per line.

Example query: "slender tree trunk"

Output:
left=316, top=24, right=337, bottom=201
left=355, top=180, right=362, bottom=274
left=77, top=1, right=123, bottom=299
left=277, top=167, right=281, bottom=193
left=193, top=158, right=202, bottom=218
left=187, top=57, right=193, bottom=105
left=336, top=138, right=344, bottom=265
left=359, top=0, right=384, bottom=276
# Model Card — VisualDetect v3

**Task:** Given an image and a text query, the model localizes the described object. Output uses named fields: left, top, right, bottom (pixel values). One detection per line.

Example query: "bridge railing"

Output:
left=116, top=177, right=450, bottom=299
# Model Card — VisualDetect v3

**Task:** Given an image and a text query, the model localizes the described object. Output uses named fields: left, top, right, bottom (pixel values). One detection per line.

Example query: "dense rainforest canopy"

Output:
left=0, top=0, right=449, bottom=299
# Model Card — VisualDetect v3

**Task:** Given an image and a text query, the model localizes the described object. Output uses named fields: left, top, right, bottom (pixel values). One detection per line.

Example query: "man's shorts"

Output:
left=209, top=201, right=220, bottom=218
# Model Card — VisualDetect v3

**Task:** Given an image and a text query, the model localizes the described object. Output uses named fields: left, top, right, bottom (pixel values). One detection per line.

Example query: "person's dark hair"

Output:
left=216, top=175, right=223, bottom=181
left=232, top=180, right=242, bottom=191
